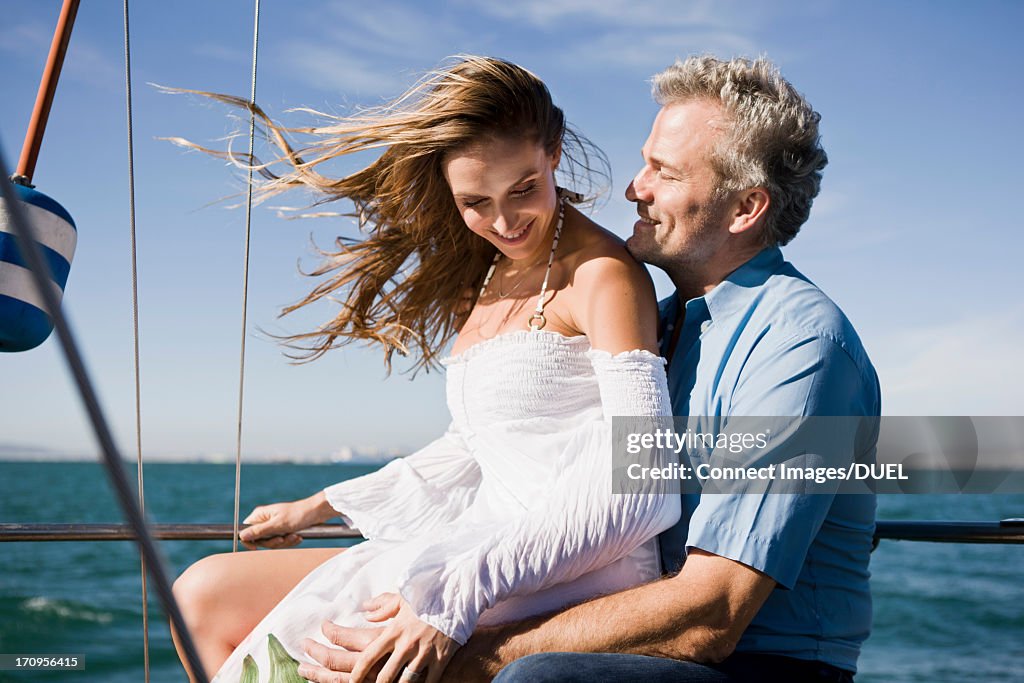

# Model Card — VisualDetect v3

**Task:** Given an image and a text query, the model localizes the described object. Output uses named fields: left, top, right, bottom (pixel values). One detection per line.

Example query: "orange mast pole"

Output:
left=13, top=0, right=81, bottom=186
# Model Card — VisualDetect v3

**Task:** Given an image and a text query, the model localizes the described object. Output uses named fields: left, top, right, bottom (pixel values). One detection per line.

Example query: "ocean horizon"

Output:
left=0, top=452, right=404, bottom=466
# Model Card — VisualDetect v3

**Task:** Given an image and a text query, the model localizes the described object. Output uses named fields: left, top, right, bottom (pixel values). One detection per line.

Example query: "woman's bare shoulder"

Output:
left=560, top=213, right=659, bottom=351
left=564, top=213, right=654, bottom=294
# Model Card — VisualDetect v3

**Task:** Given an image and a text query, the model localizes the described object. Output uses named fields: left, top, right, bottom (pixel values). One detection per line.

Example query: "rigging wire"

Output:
left=0, top=148, right=210, bottom=683
left=121, top=1, right=150, bottom=680
left=233, top=0, right=262, bottom=554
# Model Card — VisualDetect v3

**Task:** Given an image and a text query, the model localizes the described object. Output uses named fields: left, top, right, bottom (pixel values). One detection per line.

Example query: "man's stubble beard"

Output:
left=626, top=208, right=725, bottom=291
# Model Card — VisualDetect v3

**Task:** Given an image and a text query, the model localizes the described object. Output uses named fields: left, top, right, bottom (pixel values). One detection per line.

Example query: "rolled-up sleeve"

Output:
left=685, top=333, right=873, bottom=589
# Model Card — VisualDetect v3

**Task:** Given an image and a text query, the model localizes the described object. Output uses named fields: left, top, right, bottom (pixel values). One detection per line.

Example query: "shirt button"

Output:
left=700, top=320, right=712, bottom=334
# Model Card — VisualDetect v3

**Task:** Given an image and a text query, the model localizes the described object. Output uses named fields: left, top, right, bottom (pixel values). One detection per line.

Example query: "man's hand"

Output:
left=298, top=593, right=460, bottom=683
left=347, top=593, right=460, bottom=683
left=298, top=622, right=385, bottom=682
left=299, top=620, right=507, bottom=683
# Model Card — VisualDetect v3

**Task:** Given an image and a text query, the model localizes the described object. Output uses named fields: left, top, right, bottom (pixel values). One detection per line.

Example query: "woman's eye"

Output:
left=511, top=184, right=536, bottom=198
left=463, top=198, right=486, bottom=209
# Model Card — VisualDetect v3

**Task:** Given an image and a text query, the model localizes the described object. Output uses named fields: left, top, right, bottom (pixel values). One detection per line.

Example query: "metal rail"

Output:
left=0, top=523, right=362, bottom=542
left=2, top=521, right=1022, bottom=544
left=873, top=519, right=1024, bottom=544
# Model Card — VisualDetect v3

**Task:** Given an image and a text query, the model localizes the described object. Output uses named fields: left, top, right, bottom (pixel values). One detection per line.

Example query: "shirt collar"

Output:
left=659, top=247, right=785, bottom=334
left=657, top=290, right=711, bottom=357
left=702, top=247, right=784, bottom=322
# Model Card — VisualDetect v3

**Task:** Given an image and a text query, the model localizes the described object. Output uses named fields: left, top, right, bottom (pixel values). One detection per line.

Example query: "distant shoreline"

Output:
left=0, top=457, right=398, bottom=466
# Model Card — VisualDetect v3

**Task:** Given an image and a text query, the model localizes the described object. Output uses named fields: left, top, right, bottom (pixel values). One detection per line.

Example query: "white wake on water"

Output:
left=22, top=596, right=113, bottom=624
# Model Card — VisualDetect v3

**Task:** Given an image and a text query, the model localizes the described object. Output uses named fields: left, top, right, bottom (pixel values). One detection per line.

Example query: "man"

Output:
left=303, top=55, right=879, bottom=682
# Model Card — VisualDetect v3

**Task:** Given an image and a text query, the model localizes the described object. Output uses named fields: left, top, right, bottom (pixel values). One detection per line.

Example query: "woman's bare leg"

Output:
left=170, top=546, right=345, bottom=682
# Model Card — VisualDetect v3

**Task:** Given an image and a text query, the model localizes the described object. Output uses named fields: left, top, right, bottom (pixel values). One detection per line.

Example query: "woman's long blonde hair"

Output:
left=174, top=56, right=608, bottom=372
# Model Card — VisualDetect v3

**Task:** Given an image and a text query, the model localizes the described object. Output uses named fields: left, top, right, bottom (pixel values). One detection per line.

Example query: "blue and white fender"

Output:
left=0, top=182, right=77, bottom=352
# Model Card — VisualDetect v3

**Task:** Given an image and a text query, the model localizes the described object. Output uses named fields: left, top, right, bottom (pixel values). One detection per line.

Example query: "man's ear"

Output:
left=729, top=187, right=770, bottom=235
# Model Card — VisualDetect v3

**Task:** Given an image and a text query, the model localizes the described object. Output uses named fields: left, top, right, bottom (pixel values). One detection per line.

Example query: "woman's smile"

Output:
left=493, top=219, right=534, bottom=245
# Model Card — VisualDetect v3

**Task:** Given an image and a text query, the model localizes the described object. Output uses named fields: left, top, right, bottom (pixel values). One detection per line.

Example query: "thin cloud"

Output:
left=319, top=1, right=457, bottom=53
left=0, top=22, right=51, bottom=53
left=799, top=183, right=901, bottom=251
left=192, top=43, right=250, bottom=66
left=0, top=21, right=121, bottom=90
left=558, top=29, right=758, bottom=70
left=62, top=41, right=122, bottom=90
left=464, top=0, right=838, bottom=32
left=276, top=1, right=467, bottom=99
left=452, top=0, right=763, bottom=72
left=277, top=0, right=761, bottom=96
left=461, top=0, right=736, bottom=30
left=807, top=186, right=848, bottom=220
left=874, top=308, right=1024, bottom=415
left=277, top=42, right=411, bottom=97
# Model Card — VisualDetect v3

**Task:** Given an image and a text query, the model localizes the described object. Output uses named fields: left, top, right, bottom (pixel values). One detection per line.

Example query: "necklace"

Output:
left=495, top=265, right=532, bottom=299
left=478, top=197, right=565, bottom=330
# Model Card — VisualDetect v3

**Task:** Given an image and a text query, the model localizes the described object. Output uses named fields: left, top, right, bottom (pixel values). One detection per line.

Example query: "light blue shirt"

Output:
left=658, top=247, right=880, bottom=673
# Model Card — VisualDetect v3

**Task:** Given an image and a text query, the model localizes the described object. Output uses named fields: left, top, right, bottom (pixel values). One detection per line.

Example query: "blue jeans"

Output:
left=493, top=652, right=855, bottom=683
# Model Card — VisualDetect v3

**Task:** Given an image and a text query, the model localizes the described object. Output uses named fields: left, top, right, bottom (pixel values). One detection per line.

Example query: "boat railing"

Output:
left=2, top=520, right=1023, bottom=545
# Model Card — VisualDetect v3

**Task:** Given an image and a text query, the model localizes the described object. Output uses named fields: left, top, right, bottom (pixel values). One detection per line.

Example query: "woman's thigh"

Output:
left=176, top=546, right=345, bottom=644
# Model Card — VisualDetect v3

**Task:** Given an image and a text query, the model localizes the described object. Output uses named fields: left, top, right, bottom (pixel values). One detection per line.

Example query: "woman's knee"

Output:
left=173, top=553, right=234, bottom=623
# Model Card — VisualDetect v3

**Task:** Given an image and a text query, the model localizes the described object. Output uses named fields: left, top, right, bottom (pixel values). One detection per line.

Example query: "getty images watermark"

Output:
left=612, top=416, right=1024, bottom=495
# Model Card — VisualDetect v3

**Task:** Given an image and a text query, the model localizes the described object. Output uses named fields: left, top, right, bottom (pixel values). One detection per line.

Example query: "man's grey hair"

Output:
left=653, top=55, right=827, bottom=246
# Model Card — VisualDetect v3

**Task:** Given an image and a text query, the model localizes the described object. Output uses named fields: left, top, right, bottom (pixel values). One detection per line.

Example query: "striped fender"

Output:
left=0, top=183, right=77, bottom=352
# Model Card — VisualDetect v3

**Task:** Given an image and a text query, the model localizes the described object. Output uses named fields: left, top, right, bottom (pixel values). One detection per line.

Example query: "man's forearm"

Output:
left=445, top=576, right=701, bottom=682
left=444, top=552, right=775, bottom=682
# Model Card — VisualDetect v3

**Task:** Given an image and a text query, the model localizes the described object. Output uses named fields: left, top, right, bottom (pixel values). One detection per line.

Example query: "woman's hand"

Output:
left=348, top=592, right=460, bottom=683
left=239, top=491, right=336, bottom=550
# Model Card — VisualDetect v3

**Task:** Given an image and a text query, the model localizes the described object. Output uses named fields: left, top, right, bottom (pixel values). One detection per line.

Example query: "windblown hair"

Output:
left=171, top=56, right=608, bottom=372
left=652, top=55, right=827, bottom=246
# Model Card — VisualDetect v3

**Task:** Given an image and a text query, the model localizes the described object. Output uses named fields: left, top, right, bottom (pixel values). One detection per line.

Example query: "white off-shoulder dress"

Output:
left=213, top=330, right=679, bottom=682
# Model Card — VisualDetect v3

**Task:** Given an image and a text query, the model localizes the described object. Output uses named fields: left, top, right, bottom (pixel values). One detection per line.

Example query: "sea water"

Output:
left=1, top=461, right=1021, bottom=682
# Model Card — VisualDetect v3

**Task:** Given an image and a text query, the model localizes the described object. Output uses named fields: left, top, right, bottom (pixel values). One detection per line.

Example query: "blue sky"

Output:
left=2, top=1, right=1022, bottom=460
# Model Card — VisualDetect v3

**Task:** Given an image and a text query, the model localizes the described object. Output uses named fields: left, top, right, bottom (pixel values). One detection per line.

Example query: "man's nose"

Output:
left=626, top=167, right=651, bottom=203
left=625, top=179, right=639, bottom=202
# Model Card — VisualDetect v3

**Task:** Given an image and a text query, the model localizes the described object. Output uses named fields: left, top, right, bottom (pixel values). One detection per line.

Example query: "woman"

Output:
left=171, top=56, right=679, bottom=683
